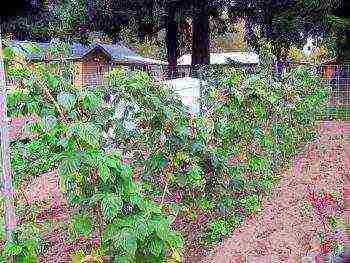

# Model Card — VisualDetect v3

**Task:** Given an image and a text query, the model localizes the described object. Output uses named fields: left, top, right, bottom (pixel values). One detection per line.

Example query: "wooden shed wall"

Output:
left=81, top=50, right=111, bottom=86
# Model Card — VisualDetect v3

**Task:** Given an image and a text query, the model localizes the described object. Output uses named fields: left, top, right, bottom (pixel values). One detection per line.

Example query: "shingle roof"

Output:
left=7, top=40, right=167, bottom=65
left=100, top=43, right=138, bottom=59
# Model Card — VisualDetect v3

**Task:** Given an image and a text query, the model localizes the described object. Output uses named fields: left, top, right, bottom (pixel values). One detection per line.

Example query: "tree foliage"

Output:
left=1, top=0, right=346, bottom=64
left=226, top=0, right=343, bottom=57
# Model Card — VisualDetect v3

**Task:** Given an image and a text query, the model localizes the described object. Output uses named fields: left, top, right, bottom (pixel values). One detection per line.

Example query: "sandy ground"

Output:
left=198, top=121, right=349, bottom=263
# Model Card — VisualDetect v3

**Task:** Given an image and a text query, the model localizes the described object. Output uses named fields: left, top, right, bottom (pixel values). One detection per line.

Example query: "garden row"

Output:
left=0, top=42, right=330, bottom=262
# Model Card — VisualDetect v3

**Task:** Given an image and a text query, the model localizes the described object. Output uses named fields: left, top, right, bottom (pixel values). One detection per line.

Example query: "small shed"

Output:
left=5, top=40, right=168, bottom=87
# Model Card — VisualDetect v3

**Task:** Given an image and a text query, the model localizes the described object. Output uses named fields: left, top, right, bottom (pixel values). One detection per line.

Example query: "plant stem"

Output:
left=0, top=27, right=17, bottom=244
left=0, top=29, right=16, bottom=263
left=161, top=179, right=169, bottom=205
left=94, top=203, right=104, bottom=246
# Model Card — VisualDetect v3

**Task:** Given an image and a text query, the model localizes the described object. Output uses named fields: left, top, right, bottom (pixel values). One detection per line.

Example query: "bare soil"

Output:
left=186, top=121, right=349, bottom=263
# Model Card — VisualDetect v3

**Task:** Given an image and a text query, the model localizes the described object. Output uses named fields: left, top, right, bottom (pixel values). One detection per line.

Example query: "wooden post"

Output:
left=0, top=28, right=16, bottom=242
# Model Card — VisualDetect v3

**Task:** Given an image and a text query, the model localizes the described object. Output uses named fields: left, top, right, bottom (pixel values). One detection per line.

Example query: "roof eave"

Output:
left=81, top=44, right=113, bottom=61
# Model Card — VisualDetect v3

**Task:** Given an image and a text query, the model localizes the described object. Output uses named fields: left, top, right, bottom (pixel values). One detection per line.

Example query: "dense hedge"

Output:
left=102, top=59, right=330, bottom=246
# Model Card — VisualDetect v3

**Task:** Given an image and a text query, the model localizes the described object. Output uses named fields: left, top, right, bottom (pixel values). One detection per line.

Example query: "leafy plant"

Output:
left=1, top=223, right=41, bottom=263
left=305, top=188, right=344, bottom=258
left=3, top=38, right=331, bottom=260
left=4, top=40, right=183, bottom=261
left=201, top=217, right=231, bottom=245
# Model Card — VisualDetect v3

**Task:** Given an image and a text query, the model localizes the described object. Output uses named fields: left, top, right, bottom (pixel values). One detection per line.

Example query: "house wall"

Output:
left=81, top=50, right=111, bottom=86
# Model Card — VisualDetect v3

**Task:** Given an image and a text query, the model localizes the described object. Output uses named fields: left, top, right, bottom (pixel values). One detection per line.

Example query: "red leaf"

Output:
left=319, top=242, right=331, bottom=255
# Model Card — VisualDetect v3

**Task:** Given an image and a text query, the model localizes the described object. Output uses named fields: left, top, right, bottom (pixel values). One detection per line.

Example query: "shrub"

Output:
left=3, top=41, right=182, bottom=262
left=3, top=39, right=331, bottom=259
left=101, top=60, right=330, bottom=247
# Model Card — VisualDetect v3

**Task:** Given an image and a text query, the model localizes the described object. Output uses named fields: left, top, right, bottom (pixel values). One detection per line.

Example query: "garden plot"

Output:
left=194, top=121, right=349, bottom=263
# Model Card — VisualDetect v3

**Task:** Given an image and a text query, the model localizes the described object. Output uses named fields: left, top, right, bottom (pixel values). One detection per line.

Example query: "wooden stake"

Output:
left=0, top=28, right=16, bottom=242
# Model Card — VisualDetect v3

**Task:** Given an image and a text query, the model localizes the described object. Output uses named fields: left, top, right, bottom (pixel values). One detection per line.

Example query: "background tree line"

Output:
left=1, top=0, right=349, bottom=68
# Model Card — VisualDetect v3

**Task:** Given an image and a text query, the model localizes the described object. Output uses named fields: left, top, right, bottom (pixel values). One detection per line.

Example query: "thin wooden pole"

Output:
left=0, top=28, right=16, bottom=242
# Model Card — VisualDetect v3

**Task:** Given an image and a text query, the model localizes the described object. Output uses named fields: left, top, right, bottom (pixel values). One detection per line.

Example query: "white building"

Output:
left=161, top=77, right=207, bottom=115
left=177, top=52, right=259, bottom=65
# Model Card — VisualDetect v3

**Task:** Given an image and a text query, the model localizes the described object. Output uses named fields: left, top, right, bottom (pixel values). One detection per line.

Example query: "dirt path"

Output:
left=200, top=121, right=349, bottom=263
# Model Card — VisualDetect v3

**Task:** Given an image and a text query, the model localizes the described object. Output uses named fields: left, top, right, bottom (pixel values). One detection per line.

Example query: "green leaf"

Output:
left=121, top=165, right=133, bottom=177
left=167, top=232, right=183, bottom=250
left=102, top=223, right=118, bottom=243
left=129, top=193, right=143, bottom=207
left=3, top=47, right=16, bottom=60
left=121, top=176, right=138, bottom=194
left=57, top=91, right=76, bottom=111
left=101, top=193, right=123, bottom=221
left=146, top=238, right=164, bottom=257
left=186, top=165, right=204, bottom=188
left=142, top=200, right=162, bottom=215
left=68, top=122, right=101, bottom=147
left=59, top=155, right=81, bottom=177
left=240, top=194, right=261, bottom=214
left=89, top=193, right=105, bottom=206
left=78, top=123, right=100, bottom=147
left=81, top=91, right=101, bottom=111
left=72, top=215, right=93, bottom=237
left=155, top=219, right=170, bottom=241
left=4, top=241, right=22, bottom=257
left=41, top=115, right=57, bottom=131
left=99, top=162, right=110, bottom=183
left=113, top=216, right=136, bottom=229
left=106, top=153, right=122, bottom=169
left=46, top=74, right=60, bottom=90
left=79, top=148, right=102, bottom=167
left=147, top=217, right=159, bottom=234
left=115, top=229, right=137, bottom=256
left=248, top=155, right=267, bottom=172
left=134, top=217, right=150, bottom=242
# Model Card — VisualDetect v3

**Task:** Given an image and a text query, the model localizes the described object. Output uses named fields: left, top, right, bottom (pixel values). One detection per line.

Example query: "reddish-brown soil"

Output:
left=194, top=121, right=349, bottom=263
left=13, top=121, right=349, bottom=262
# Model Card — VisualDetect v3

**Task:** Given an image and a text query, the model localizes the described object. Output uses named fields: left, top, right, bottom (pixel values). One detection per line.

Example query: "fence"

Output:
left=159, top=63, right=350, bottom=120
left=5, top=62, right=349, bottom=119
left=317, top=64, right=350, bottom=120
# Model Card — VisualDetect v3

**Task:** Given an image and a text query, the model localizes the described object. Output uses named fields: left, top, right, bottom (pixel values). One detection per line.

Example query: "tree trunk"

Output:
left=0, top=28, right=16, bottom=243
left=166, top=6, right=178, bottom=79
left=335, top=0, right=350, bottom=63
left=275, top=46, right=288, bottom=79
left=191, top=0, right=210, bottom=77
left=337, top=29, right=350, bottom=63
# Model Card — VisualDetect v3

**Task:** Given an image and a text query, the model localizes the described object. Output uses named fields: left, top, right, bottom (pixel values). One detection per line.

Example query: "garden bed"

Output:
left=14, top=120, right=347, bottom=262
left=188, top=121, right=349, bottom=262
left=2, top=46, right=338, bottom=261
